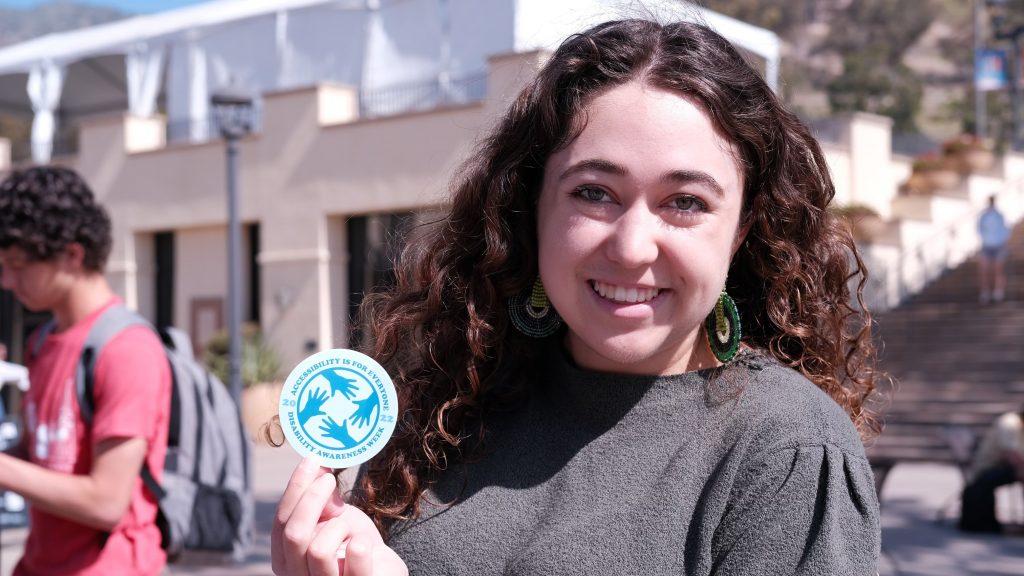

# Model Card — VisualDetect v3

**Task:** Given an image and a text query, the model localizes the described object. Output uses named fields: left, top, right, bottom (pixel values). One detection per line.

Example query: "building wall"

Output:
left=45, top=50, right=549, bottom=370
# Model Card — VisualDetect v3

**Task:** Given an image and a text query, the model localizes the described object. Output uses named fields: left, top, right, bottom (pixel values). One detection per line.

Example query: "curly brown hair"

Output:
left=0, top=166, right=112, bottom=272
left=303, top=19, right=882, bottom=537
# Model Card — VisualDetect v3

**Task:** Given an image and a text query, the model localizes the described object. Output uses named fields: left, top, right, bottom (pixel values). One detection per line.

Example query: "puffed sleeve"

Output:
left=711, top=444, right=880, bottom=575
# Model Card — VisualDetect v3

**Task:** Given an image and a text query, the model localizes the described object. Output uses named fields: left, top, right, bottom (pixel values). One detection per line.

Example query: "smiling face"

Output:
left=536, top=81, right=747, bottom=375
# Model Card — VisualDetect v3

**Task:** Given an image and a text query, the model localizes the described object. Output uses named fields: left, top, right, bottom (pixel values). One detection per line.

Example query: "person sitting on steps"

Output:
left=960, top=406, right=1024, bottom=533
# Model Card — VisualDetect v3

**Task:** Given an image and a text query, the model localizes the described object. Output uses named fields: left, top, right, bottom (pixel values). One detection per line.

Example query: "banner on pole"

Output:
left=976, top=49, right=1008, bottom=92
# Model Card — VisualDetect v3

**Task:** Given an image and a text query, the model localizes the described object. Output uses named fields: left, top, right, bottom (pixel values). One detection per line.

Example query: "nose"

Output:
left=604, top=203, right=659, bottom=268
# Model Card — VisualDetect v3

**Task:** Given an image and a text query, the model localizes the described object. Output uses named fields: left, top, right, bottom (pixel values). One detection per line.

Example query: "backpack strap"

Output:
left=76, top=306, right=152, bottom=426
left=76, top=305, right=168, bottom=502
left=140, top=462, right=167, bottom=500
left=31, top=319, right=57, bottom=359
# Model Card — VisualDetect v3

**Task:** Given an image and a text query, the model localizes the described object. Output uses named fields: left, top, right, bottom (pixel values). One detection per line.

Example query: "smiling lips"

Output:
left=590, top=280, right=665, bottom=304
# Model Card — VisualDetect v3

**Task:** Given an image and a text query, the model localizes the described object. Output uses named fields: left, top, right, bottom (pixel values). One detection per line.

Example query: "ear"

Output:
left=61, top=243, right=87, bottom=272
left=731, top=219, right=752, bottom=257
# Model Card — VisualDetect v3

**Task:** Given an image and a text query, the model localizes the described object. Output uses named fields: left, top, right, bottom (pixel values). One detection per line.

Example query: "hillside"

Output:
left=0, top=1, right=126, bottom=47
left=703, top=0, right=985, bottom=150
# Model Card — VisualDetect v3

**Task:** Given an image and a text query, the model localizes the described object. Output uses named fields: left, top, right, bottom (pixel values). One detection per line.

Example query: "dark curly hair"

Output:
left=269, top=19, right=884, bottom=538
left=0, top=167, right=112, bottom=272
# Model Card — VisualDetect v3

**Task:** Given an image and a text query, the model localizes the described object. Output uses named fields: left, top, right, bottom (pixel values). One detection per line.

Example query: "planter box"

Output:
left=960, top=149, right=996, bottom=173
left=923, top=169, right=960, bottom=190
left=901, top=172, right=934, bottom=195
left=851, top=215, right=887, bottom=243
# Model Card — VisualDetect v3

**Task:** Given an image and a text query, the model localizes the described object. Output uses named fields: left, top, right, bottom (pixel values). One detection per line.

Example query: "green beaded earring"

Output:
left=508, top=277, right=563, bottom=338
left=704, top=290, right=741, bottom=363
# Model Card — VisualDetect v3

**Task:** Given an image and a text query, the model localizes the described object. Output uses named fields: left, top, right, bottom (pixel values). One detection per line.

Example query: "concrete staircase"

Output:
left=867, top=222, right=1024, bottom=471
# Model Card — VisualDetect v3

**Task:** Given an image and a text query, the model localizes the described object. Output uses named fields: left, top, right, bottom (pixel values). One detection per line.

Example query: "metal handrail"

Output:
left=359, top=72, right=487, bottom=118
left=883, top=176, right=1023, bottom=307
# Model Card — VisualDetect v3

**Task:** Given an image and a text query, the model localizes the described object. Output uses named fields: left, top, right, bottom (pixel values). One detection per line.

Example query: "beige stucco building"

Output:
left=0, top=51, right=541, bottom=368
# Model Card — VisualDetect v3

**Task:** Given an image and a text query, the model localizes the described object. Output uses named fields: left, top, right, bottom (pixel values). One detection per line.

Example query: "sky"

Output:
left=0, top=0, right=213, bottom=12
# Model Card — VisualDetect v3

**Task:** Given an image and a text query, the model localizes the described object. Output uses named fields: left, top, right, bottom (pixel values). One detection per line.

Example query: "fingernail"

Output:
left=314, top=472, right=337, bottom=491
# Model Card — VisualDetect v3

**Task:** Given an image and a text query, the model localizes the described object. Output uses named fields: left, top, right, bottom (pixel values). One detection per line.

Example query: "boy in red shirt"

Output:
left=0, top=167, right=171, bottom=575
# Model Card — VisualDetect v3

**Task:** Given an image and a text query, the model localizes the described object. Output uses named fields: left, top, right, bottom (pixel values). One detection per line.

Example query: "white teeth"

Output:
left=591, top=281, right=661, bottom=304
left=626, top=287, right=638, bottom=303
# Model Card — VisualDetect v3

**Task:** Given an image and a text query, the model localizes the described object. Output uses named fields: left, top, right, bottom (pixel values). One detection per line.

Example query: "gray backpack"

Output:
left=36, top=305, right=254, bottom=562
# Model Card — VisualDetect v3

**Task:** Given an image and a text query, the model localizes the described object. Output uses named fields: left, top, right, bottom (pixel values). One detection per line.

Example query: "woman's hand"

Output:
left=272, top=457, right=408, bottom=576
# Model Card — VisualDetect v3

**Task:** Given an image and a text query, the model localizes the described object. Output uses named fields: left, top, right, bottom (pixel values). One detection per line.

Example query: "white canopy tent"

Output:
left=0, top=0, right=780, bottom=163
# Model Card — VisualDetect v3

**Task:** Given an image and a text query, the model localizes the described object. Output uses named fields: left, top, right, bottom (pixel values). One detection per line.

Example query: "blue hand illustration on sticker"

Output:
left=349, top=395, right=379, bottom=428
left=319, top=417, right=359, bottom=448
left=298, top=388, right=329, bottom=425
left=321, top=370, right=360, bottom=400
left=296, top=367, right=381, bottom=451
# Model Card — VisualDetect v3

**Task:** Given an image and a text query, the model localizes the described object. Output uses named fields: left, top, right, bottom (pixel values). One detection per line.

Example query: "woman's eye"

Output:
left=671, top=195, right=705, bottom=213
left=573, top=185, right=611, bottom=203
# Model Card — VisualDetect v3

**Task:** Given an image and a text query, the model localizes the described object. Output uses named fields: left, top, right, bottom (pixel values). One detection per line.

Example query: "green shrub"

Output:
left=204, top=323, right=281, bottom=388
left=830, top=203, right=879, bottom=220
left=911, top=152, right=954, bottom=173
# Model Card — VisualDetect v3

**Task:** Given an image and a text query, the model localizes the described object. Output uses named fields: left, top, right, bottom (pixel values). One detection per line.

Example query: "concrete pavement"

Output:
left=879, top=463, right=1024, bottom=576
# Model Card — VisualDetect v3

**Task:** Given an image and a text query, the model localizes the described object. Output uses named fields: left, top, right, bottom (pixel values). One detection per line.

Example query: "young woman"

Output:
left=271, top=18, right=883, bottom=576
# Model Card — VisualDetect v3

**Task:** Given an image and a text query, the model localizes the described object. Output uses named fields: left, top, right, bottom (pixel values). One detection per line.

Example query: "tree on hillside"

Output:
left=822, top=0, right=937, bottom=132
left=704, top=0, right=943, bottom=131
left=700, top=0, right=811, bottom=36
left=826, top=48, right=924, bottom=132
left=701, top=1, right=824, bottom=113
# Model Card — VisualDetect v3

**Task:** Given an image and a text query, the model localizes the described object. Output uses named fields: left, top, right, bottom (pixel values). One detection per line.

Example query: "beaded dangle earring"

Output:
left=508, top=277, right=563, bottom=338
left=704, top=290, right=741, bottom=363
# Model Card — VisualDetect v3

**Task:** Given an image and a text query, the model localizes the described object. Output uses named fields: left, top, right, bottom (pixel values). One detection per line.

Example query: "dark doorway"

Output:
left=154, top=231, right=175, bottom=330
left=346, top=212, right=416, bottom=344
left=248, top=223, right=261, bottom=324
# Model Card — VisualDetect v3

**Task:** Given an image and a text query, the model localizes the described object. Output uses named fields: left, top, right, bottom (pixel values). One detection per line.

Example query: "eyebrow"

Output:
left=558, top=158, right=726, bottom=198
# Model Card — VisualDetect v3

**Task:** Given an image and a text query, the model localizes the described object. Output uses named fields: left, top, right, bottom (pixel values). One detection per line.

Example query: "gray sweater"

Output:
left=386, top=347, right=880, bottom=575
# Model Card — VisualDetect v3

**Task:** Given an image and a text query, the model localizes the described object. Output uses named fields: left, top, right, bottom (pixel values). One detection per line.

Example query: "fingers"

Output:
left=282, top=473, right=342, bottom=576
left=342, top=535, right=375, bottom=576
left=306, top=515, right=348, bottom=576
left=372, top=545, right=410, bottom=576
left=307, top=505, right=374, bottom=576
left=309, top=505, right=389, bottom=576
left=274, top=458, right=329, bottom=575
left=341, top=537, right=409, bottom=576
left=273, top=461, right=396, bottom=576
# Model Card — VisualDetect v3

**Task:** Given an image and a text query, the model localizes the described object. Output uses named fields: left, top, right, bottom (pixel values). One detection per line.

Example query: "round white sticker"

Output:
left=278, top=349, right=398, bottom=469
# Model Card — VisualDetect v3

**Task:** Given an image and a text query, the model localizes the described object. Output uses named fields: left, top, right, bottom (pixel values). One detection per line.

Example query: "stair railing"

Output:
left=858, top=170, right=1024, bottom=312
left=894, top=215, right=979, bottom=305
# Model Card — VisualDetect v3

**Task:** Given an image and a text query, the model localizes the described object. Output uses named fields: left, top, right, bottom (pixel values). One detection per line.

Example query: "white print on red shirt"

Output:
left=26, top=377, right=79, bottom=473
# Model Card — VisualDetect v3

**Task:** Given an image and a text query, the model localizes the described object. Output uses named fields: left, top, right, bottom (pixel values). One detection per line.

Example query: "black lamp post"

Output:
left=211, top=87, right=254, bottom=406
